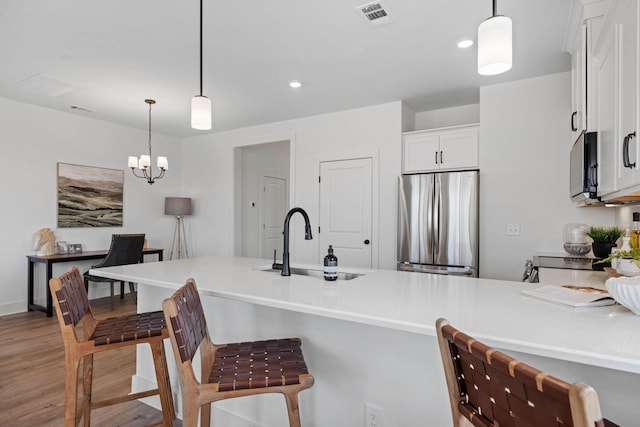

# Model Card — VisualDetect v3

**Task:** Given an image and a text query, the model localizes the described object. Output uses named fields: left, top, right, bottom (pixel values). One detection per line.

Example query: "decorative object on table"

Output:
left=630, top=212, right=640, bottom=248
left=165, top=197, right=192, bottom=260
left=191, top=0, right=212, bottom=130
left=55, top=241, right=68, bottom=254
left=477, top=0, right=512, bottom=76
left=562, top=223, right=591, bottom=256
left=34, top=228, right=56, bottom=256
left=128, top=99, right=168, bottom=185
left=597, top=248, right=640, bottom=276
left=606, top=276, right=640, bottom=315
left=57, top=163, right=123, bottom=228
left=586, top=226, right=622, bottom=258
left=67, top=243, right=83, bottom=254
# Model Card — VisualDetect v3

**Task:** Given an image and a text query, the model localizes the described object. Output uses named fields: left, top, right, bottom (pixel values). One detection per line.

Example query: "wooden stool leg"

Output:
left=82, top=354, right=94, bottom=426
left=283, top=391, right=302, bottom=427
left=64, top=357, right=81, bottom=427
left=150, top=341, right=175, bottom=426
left=201, top=403, right=212, bottom=427
left=182, top=399, right=199, bottom=427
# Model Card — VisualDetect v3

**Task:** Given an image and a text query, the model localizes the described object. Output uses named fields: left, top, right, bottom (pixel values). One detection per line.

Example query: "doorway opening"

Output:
left=235, top=140, right=290, bottom=259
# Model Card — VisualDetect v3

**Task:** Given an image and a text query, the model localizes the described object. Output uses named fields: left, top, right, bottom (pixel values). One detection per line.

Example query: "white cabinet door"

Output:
left=617, top=0, right=640, bottom=191
left=571, top=24, right=588, bottom=141
left=402, top=125, right=479, bottom=173
left=439, top=130, right=478, bottom=170
left=403, top=133, right=439, bottom=172
left=595, top=31, right=617, bottom=196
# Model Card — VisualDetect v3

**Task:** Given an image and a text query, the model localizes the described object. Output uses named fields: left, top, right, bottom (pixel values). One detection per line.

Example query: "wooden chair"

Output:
left=50, top=266, right=175, bottom=427
left=83, top=233, right=145, bottom=305
left=162, top=279, right=314, bottom=427
left=436, top=318, right=618, bottom=427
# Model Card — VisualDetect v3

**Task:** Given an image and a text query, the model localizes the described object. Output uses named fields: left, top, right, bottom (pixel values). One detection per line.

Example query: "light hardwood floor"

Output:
left=0, top=294, right=181, bottom=427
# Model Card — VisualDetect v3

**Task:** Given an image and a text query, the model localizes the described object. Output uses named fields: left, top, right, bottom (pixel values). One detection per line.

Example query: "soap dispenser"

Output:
left=323, top=245, right=338, bottom=281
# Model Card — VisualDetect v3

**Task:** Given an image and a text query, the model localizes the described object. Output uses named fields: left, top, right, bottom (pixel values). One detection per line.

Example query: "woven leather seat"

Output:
left=50, top=266, right=175, bottom=427
left=436, top=318, right=618, bottom=427
left=83, top=234, right=145, bottom=305
left=162, top=279, right=314, bottom=427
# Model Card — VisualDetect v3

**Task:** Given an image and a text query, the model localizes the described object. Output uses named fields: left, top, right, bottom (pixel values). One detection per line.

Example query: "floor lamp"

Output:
left=165, top=197, right=192, bottom=260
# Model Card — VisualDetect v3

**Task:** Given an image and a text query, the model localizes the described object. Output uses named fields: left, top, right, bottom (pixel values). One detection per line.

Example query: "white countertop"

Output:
left=91, top=255, right=640, bottom=374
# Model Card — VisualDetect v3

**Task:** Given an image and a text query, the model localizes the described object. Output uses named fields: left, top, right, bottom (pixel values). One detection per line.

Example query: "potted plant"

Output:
left=587, top=226, right=622, bottom=258
left=597, top=248, right=640, bottom=276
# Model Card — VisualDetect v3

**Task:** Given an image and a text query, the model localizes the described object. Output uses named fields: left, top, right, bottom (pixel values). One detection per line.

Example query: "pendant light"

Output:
left=191, top=0, right=212, bottom=130
left=477, top=0, right=512, bottom=76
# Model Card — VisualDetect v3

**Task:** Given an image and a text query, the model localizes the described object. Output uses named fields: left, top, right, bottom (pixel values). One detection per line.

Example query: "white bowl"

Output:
left=606, top=276, right=640, bottom=315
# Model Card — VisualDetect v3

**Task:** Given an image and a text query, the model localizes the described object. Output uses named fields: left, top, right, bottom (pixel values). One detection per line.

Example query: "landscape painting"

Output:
left=57, top=163, right=124, bottom=228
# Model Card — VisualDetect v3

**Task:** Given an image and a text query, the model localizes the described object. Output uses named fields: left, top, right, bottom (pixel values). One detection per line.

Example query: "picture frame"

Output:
left=68, top=243, right=83, bottom=254
left=55, top=241, right=68, bottom=254
left=57, top=162, right=124, bottom=228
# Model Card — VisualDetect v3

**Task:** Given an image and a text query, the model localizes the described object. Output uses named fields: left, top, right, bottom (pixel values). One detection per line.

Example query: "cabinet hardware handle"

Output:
left=571, top=111, right=578, bottom=132
left=435, top=151, right=438, bottom=164
left=440, top=150, right=443, bottom=164
left=623, top=132, right=637, bottom=169
left=364, top=239, right=370, bottom=245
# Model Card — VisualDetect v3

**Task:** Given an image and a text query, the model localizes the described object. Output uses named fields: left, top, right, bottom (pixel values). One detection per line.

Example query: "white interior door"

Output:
left=319, top=158, right=373, bottom=268
left=261, top=176, right=287, bottom=260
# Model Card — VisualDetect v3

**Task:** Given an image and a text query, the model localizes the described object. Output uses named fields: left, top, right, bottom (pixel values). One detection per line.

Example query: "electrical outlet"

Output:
left=364, top=403, right=384, bottom=427
left=506, top=223, right=521, bottom=236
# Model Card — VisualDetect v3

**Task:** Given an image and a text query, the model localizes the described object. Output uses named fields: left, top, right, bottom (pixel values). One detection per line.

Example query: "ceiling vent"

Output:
left=356, top=1, right=392, bottom=26
left=13, top=74, right=77, bottom=97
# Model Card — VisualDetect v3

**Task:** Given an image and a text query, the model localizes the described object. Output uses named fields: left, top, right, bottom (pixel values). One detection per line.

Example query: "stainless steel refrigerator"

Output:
left=397, top=171, right=479, bottom=277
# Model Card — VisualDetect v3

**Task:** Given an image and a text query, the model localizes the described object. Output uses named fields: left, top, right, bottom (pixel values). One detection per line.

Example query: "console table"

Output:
left=27, top=248, right=163, bottom=317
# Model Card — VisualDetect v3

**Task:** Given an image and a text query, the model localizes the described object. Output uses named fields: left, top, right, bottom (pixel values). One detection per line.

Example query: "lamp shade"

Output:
left=191, top=95, right=212, bottom=130
left=164, top=197, right=193, bottom=216
left=478, top=15, right=512, bottom=76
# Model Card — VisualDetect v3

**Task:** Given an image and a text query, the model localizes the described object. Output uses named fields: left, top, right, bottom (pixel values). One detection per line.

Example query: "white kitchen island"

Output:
left=91, top=256, right=639, bottom=426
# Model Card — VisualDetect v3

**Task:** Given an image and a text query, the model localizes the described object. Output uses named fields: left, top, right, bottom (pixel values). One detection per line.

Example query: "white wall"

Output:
left=479, top=72, right=615, bottom=280
left=0, top=97, right=182, bottom=315
left=181, top=102, right=403, bottom=269
left=415, top=104, right=480, bottom=130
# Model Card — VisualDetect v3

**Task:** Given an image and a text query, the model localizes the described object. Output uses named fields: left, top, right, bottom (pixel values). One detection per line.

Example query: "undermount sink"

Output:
left=259, top=266, right=363, bottom=281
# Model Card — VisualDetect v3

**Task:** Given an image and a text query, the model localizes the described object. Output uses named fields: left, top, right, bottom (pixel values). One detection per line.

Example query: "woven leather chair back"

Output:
left=93, top=234, right=145, bottom=268
left=52, top=266, right=92, bottom=327
left=166, top=279, right=209, bottom=363
left=436, top=318, right=611, bottom=427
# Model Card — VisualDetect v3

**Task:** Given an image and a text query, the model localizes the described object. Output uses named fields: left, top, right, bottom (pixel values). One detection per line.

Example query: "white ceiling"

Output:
left=0, top=0, right=571, bottom=138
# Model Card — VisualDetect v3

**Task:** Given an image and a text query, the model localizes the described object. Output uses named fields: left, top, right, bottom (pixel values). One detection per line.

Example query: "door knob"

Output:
left=364, top=239, right=370, bottom=245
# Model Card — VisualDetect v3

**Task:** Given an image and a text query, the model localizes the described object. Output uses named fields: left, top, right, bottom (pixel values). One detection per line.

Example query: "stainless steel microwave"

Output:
left=570, top=131, right=598, bottom=203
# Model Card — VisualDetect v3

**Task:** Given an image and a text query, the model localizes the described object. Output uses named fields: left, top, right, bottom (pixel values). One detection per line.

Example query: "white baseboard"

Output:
left=0, top=301, right=27, bottom=316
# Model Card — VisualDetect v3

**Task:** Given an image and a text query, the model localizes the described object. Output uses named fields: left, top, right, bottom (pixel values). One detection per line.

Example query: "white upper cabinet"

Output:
left=402, top=124, right=479, bottom=173
left=565, top=1, right=608, bottom=142
left=616, top=0, right=640, bottom=191
left=591, top=0, right=640, bottom=198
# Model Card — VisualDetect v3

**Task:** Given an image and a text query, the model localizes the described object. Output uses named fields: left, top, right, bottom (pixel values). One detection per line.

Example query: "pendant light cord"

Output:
left=199, top=0, right=203, bottom=96
left=148, top=101, right=152, bottom=154
left=492, top=0, right=497, bottom=17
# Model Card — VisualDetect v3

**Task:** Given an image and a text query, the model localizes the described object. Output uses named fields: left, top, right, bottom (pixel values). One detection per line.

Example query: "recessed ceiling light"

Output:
left=289, top=81, right=302, bottom=88
left=457, top=39, right=474, bottom=49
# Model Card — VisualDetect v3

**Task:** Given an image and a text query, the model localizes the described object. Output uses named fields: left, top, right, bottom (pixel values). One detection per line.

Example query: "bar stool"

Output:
left=50, top=266, right=175, bottom=427
left=435, top=318, right=618, bottom=427
left=162, top=278, right=314, bottom=427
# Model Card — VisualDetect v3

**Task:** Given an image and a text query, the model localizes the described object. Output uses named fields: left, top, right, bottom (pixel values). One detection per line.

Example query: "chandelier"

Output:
left=128, top=99, right=168, bottom=185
